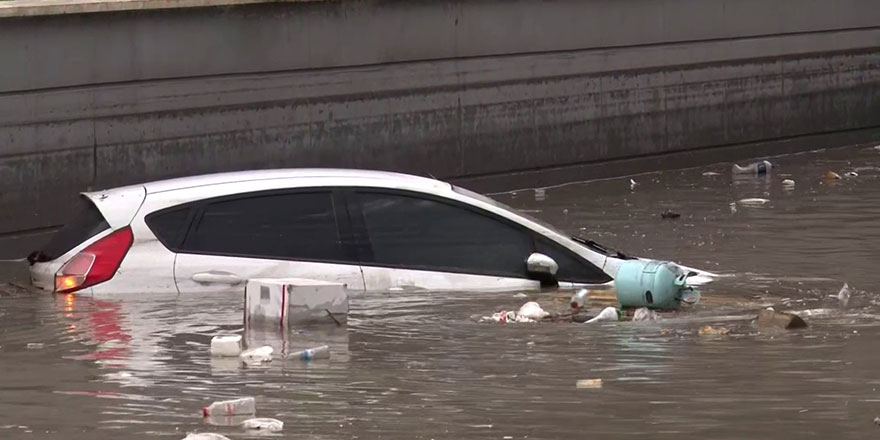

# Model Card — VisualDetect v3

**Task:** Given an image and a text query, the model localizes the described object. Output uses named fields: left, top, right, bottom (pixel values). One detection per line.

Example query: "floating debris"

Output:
left=755, top=308, right=808, bottom=330
left=630, top=179, right=638, bottom=190
left=782, top=179, right=795, bottom=187
left=660, top=210, right=681, bottom=219
left=203, top=397, right=256, bottom=417
left=838, top=283, right=851, bottom=308
left=240, top=346, right=273, bottom=365
left=737, top=198, right=770, bottom=207
left=732, top=160, right=772, bottom=175
left=698, top=325, right=730, bottom=336
left=702, top=171, right=721, bottom=177
left=210, top=335, right=242, bottom=357
left=632, top=307, right=661, bottom=321
left=26, top=343, right=44, bottom=350
left=241, top=418, right=284, bottom=432
left=183, top=434, right=232, bottom=440
left=824, top=171, right=842, bottom=180
left=517, top=301, right=550, bottom=320
left=584, top=307, right=620, bottom=323
left=844, top=171, right=859, bottom=178
left=576, top=378, right=603, bottom=389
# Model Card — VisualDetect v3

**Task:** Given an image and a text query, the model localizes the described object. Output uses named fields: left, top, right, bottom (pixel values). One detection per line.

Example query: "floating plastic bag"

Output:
left=241, top=417, right=284, bottom=432
left=517, top=302, right=549, bottom=320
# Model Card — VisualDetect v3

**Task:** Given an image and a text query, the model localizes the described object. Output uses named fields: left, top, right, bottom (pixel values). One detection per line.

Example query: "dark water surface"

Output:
left=3, top=144, right=880, bottom=439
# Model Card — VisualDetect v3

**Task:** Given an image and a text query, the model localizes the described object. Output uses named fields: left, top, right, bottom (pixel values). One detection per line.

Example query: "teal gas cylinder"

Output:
left=614, top=260, right=698, bottom=309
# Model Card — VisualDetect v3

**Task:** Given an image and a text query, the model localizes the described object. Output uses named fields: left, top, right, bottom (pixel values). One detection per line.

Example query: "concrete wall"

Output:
left=1, top=0, right=880, bottom=237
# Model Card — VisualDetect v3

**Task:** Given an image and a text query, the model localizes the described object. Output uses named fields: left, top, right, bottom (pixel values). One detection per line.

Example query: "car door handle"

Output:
left=192, top=271, right=244, bottom=285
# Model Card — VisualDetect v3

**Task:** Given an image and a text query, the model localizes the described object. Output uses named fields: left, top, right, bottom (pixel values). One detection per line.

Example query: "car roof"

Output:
left=140, top=168, right=452, bottom=194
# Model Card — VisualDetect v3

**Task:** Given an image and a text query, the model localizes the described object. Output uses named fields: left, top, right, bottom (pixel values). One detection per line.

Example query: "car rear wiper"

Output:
left=571, top=236, right=634, bottom=260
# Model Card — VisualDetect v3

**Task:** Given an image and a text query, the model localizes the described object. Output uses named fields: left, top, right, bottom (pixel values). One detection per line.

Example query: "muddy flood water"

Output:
left=2, top=144, right=880, bottom=439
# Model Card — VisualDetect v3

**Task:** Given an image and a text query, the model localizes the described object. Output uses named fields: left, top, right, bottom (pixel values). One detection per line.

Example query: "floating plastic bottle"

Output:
left=570, top=289, right=589, bottom=309
left=732, top=160, right=772, bottom=175
left=202, top=397, right=256, bottom=417
left=289, top=345, right=330, bottom=361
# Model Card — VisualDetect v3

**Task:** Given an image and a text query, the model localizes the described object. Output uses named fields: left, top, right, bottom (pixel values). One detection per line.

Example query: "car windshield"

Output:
left=451, top=185, right=568, bottom=234
left=451, top=185, right=625, bottom=258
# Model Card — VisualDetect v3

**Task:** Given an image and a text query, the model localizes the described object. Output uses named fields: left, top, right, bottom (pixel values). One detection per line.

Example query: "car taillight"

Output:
left=55, top=227, right=133, bottom=293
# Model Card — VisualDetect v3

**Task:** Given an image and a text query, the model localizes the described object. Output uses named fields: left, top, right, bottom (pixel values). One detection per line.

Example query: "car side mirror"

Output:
left=526, top=252, right=558, bottom=288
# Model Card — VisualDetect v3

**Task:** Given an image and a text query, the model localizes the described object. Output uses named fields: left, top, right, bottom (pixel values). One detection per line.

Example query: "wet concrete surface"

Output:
left=3, top=144, right=880, bottom=439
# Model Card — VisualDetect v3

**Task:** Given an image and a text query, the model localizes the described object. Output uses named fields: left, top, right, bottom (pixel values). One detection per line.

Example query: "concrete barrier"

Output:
left=0, top=0, right=879, bottom=239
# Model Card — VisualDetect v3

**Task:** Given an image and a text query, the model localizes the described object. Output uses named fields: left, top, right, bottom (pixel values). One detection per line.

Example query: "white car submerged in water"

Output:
left=29, top=169, right=711, bottom=295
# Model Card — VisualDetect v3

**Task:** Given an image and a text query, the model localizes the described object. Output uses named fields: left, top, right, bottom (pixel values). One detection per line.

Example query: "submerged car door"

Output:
left=171, top=190, right=365, bottom=293
left=347, top=189, right=547, bottom=292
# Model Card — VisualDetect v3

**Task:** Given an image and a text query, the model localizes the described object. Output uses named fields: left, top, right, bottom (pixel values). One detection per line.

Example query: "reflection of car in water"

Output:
left=28, top=169, right=710, bottom=295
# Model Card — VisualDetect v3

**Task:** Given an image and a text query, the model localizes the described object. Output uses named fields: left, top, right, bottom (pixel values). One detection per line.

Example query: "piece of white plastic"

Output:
left=576, top=378, right=603, bottom=389
left=838, top=283, right=851, bottom=307
left=737, top=198, right=770, bottom=206
left=202, top=397, right=256, bottom=417
left=517, top=301, right=549, bottom=320
left=240, top=346, right=273, bottom=365
left=183, top=433, right=232, bottom=440
left=632, top=307, right=660, bottom=321
left=210, top=335, right=242, bottom=357
left=584, top=307, right=619, bottom=323
left=241, top=417, right=284, bottom=432
left=782, top=179, right=795, bottom=187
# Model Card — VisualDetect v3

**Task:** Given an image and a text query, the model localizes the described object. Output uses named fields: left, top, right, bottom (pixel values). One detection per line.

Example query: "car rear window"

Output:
left=41, top=197, right=110, bottom=260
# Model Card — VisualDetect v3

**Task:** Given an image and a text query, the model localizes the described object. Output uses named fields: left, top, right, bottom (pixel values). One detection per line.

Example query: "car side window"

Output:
left=180, top=192, right=347, bottom=262
left=355, top=191, right=533, bottom=278
left=535, top=238, right=611, bottom=284
left=145, top=207, right=193, bottom=250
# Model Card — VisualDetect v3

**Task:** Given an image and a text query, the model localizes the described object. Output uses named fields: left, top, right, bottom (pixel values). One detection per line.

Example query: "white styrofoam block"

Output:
left=210, top=335, right=242, bottom=357
left=245, top=278, right=349, bottom=327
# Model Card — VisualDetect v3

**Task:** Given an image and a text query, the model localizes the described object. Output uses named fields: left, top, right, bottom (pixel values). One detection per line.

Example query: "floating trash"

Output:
left=698, top=325, right=730, bottom=336
left=732, top=160, right=772, bottom=175
left=584, top=307, right=619, bottom=323
left=838, top=283, right=851, bottom=308
left=702, top=171, right=721, bottom=177
left=755, top=307, right=807, bottom=330
left=632, top=307, right=661, bottom=321
left=182, top=434, right=231, bottom=440
left=737, top=198, right=770, bottom=207
left=210, top=335, right=242, bottom=358
left=241, top=417, right=284, bottom=432
left=660, top=210, right=681, bottom=219
left=240, top=346, right=273, bottom=365
left=203, top=397, right=256, bottom=417
left=844, top=171, right=859, bottom=178
left=782, top=179, right=795, bottom=187
left=289, top=345, right=330, bottom=361
left=630, top=179, right=638, bottom=190
left=517, top=301, right=550, bottom=320
left=576, top=378, right=603, bottom=389
left=824, top=171, right=842, bottom=180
